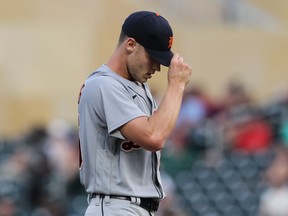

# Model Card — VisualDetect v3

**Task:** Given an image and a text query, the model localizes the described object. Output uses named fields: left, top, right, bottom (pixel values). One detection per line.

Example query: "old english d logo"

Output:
left=168, top=36, right=173, bottom=49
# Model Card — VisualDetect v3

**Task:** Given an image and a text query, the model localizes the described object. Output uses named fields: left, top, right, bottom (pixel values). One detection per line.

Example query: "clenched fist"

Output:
left=168, top=53, right=192, bottom=88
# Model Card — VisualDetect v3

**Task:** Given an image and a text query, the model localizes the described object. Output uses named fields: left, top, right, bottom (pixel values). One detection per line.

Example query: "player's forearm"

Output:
left=148, top=54, right=191, bottom=146
left=147, top=83, right=185, bottom=147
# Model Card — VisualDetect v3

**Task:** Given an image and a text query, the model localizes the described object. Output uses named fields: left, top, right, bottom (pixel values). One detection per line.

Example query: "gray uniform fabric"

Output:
left=78, top=64, right=165, bottom=200
left=85, top=195, right=154, bottom=216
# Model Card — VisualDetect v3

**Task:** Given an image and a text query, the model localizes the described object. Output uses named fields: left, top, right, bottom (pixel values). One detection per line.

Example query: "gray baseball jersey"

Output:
left=78, top=64, right=165, bottom=200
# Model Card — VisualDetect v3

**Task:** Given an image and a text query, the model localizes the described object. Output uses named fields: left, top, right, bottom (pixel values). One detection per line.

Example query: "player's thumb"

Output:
left=171, top=53, right=180, bottom=61
left=170, top=53, right=180, bottom=66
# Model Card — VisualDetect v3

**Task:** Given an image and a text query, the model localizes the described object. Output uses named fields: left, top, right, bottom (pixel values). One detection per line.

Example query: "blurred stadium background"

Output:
left=0, top=0, right=288, bottom=215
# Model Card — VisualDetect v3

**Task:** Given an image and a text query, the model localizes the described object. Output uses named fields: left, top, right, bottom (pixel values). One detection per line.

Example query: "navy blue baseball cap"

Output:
left=122, top=11, right=174, bottom=67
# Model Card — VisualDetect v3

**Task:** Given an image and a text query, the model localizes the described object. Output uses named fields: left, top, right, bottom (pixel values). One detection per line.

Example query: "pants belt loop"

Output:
left=87, top=194, right=91, bottom=205
left=89, top=194, right=101, bottom=206
left=130, top=197, right=140, bottom=205
left=136, top=197, right=141, bottom=205
left=130, top=197, right=136, bottom=204
left=104, top=195, right=111, bottom=206
left=95, top=194, right=101, bottom=206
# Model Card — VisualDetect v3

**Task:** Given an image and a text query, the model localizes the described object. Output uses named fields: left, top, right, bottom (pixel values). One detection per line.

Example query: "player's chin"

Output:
left=146, top=74, right=152, bottom=80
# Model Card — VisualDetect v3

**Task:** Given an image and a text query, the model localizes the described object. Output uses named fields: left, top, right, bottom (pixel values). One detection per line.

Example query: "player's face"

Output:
left=127, top=43, right=160, bottom=83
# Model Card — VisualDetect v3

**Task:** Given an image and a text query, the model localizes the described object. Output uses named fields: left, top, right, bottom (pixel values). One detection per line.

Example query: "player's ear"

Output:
left=126, top=38, right=136, bottom=53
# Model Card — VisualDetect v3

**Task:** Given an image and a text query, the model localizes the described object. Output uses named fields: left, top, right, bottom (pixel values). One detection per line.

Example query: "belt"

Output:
left=91, top=194, right=160, bottom=212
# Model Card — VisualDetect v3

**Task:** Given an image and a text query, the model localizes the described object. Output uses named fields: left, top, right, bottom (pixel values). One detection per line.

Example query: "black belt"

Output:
left=92, top=194, right=160, bottom=212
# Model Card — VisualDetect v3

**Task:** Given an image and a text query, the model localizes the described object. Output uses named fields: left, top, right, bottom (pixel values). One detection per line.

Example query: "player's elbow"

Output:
left=132, top=134, right=166, bottom=152
left=144, top=135, right=166, bottom=151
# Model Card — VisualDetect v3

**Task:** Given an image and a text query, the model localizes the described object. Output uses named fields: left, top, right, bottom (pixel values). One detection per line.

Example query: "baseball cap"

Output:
left=122, top=11, right=174, bottom=67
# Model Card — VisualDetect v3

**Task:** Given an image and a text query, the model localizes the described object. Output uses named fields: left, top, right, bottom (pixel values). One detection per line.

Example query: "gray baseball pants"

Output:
left=85, top=195, right=155, bottom=216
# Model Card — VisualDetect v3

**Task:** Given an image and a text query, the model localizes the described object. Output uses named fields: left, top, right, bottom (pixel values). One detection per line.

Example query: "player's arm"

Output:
left=119, top=53, right=192, bottom=151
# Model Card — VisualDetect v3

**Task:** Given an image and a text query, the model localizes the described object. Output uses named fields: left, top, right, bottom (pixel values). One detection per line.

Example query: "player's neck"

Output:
left=107, top=49, right=131, bottom=81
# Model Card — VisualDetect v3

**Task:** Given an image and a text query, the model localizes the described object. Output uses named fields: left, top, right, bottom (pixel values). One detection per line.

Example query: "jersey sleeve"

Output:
left=87, top=76, right=147, bottom=139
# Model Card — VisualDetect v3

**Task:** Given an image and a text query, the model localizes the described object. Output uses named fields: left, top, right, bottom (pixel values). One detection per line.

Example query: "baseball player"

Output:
left=78, top=11, right=192, bottom=216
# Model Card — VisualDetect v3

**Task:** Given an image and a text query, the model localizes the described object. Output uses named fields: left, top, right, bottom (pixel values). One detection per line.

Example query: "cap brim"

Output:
left=145, top=49, right=173, bottom=67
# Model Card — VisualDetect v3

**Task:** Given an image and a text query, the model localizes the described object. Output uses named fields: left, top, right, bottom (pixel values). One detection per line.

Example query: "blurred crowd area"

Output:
left=160, top=81, right=288, bottom=216
left=1, top=81, right=288, bottom=216
left=0, top=119, right=84, bottom=216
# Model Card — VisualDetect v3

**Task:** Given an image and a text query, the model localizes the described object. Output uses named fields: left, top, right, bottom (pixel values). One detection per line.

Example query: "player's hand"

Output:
left=168, top=53, right=192, bottom=88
